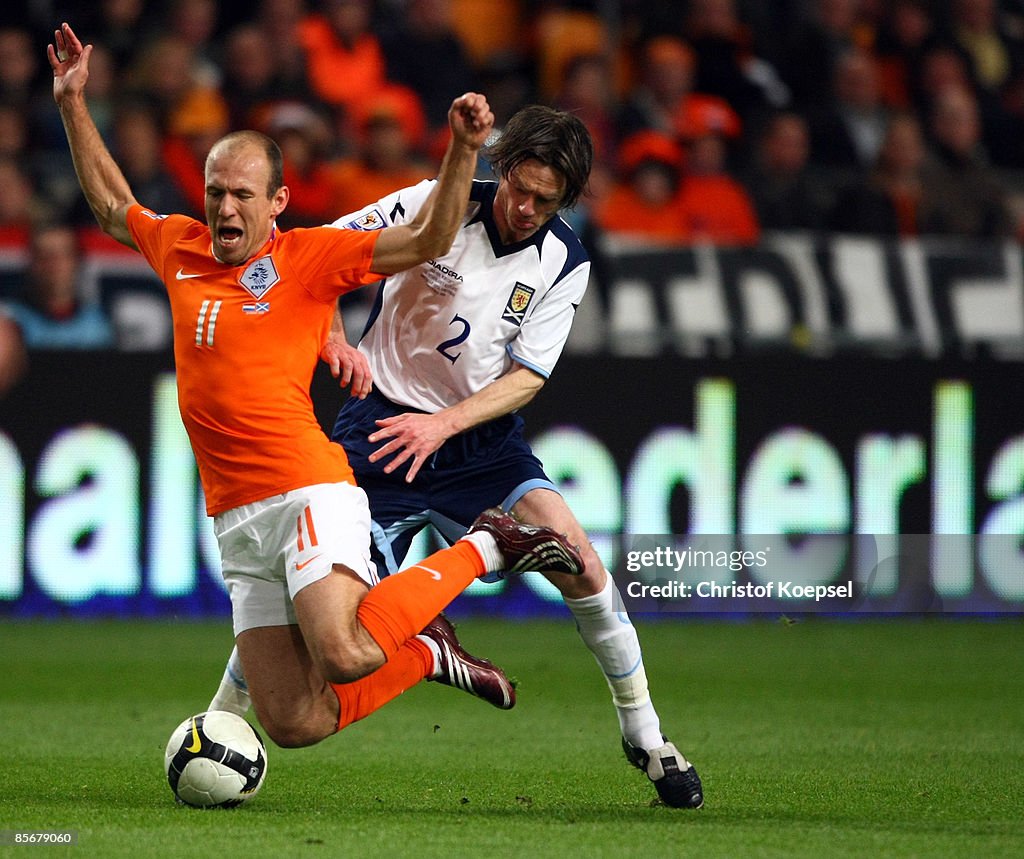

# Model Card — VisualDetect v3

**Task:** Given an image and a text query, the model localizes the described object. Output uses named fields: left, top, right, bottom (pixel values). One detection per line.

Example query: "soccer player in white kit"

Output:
left=214, top=105, right=703, bottom=808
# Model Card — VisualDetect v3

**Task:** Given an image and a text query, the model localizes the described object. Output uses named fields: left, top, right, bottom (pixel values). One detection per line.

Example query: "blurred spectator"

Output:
left=256, top=0, right=314, bottom=96
left=0, top=27, right=57, bottom=182
left=553, top=53, right=620, bottom=166
left=265, top=102, right=338, bottom=227
left=828, top=112, right=931, bottom=236
left=327, top=84, right=433, bottom=216
left=807, top=47, right=891, bottom=175
left=297, top=0, right=388, bottom=114
left=162, top=88, right=232, bottom=217
left=0, top=27, right=43, bottom=109
left=0, top=311, right=27, bottom=399
left=0, top=102, right=28, bottom=162
left=676, top=113, right=760, bottom=245
left=221, top=23, right=283, bottom=129
left=919, top=85, right=1012, bottom=238
left=164, top=0, right=223, bottom=88
left=908, top=38, right=1017, bottom=166
left=683, top=0, right=789, bottom=126
left=379, top=0, right=477, bottom=135
left=220, top=18, right=319, bottom=133
left=474, top=51, right=535, bottom=130
left=943, top=0, right=1024, bottom=167
left=779, top=0, right=866, bottom=112
left=673, top=87, right=743, bottom=145
left=2, top=224, right=113, bottom=349
left=617, top=36, right=698, bottom=138
left=594, top=130, right=689, bottom=244
left=124, top=35, right=213, bottom=124
left=617, top=30, right=748, bottom=175
left=741, top=111, right=833, bottom=231
left=874, top=0, right=938, bottom=110
left=0, top=158, right=43, bottom=249
left=911, top=42, right=977, bottom=119
left=448, top=0, right=525, bottom=72
left=79, top=0, right=149, bottom=74
left=112, top=104, right=190, bottom=218
left=531, top=4, right=609, bottom=103
left=948, top=0, right=1024, bottom=97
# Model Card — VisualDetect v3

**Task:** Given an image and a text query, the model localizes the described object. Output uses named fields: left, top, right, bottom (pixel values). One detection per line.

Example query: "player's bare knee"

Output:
left=315, top=637, right=382, bottom=684
left=548, top=548, right=606, bottom=599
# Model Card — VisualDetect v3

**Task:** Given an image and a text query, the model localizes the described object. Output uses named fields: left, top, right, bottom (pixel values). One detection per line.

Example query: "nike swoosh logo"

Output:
left=413, top=564, right=443, bottom=581
left=186, top=717, right=201, bottom=753
left=176, top=268, right=202, bottom=280
left=295, top=554, right=323, bottom=571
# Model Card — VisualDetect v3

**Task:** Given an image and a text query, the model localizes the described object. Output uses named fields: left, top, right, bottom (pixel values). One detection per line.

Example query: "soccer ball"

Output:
left=164, top=711, right=267, bottom=808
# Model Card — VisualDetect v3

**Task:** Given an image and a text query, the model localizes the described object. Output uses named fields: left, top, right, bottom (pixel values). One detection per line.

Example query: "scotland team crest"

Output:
left=502, top=282, right=535, bottom=325
left=239, top=255, right=280, bottom=299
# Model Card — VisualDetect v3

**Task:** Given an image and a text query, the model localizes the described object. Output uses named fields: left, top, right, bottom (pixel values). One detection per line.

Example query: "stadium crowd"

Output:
left=3, top=0, right=1024, bottom=376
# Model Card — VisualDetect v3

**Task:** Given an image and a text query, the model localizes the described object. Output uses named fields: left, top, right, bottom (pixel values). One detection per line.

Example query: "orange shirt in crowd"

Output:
left=296, top=15, right=388, bottom=111
left=593, top=184, right=691, bottom=244
left=676, top=175, right=761, bottom=245
left=126, top=203, right=381, bottom=514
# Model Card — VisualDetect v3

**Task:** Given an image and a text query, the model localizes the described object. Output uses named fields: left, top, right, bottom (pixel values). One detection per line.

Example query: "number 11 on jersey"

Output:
left=195, top=300, right=223, bottom=347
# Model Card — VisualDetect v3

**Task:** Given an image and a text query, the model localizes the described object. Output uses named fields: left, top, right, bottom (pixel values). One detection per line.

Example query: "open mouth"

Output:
left=218, top=227, right=243, bottom=248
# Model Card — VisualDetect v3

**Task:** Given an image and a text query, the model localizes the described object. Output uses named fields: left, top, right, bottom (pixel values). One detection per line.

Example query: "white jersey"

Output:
left=330, top=179, right=590, bottom=413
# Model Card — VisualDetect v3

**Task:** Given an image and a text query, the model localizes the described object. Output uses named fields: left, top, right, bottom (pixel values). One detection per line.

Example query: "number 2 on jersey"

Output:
left=436, top=314, right=470, bottom=364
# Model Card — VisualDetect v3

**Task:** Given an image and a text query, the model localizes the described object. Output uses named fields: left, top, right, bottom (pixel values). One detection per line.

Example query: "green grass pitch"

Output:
left=1, top=614, right=1022, bottom=858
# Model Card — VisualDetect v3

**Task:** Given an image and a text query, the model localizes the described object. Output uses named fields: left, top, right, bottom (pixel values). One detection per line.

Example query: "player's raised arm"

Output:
left=49, top=22, right=137, bottom=249
left=369, top=92, right=493, bottom=275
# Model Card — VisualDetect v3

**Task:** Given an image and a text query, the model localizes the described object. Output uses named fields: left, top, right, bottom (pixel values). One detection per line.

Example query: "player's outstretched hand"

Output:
left=368, top=412, right=454, bottom=483
left=321, top=338, right=373, bottom=400
left=48, top=22, right=91, bottom=105
left=448, top=92, right=494, bottom=151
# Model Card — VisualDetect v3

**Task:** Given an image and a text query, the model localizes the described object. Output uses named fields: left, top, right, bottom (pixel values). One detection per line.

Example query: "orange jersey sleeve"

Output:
left=126, top=204, right=381, bottom=515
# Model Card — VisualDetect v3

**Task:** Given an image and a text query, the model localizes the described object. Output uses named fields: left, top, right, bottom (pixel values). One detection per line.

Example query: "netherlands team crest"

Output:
left=239, top=255, right=280, bottom=299
left=502, top=282, right=535, bottom=325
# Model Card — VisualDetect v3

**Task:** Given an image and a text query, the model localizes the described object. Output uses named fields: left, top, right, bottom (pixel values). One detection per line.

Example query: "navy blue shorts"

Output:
left=332, top=389, right=557, bottom=575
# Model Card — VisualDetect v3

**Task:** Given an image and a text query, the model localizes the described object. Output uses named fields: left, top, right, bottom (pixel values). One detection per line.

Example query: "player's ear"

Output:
left=271, top=185, right=290, bottom=217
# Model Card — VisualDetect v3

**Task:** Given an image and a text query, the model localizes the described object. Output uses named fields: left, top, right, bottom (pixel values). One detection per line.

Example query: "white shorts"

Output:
left=214, top=482, right=380, bottom=636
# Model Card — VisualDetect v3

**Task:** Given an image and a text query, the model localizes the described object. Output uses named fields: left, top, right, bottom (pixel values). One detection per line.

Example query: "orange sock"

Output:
left=356, top=540, right=484, bottom=659
left=334, top=638, right=433, bottom=730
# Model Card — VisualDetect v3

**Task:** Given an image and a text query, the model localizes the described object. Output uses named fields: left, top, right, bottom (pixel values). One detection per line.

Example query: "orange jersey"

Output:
left=126, top=204, right=381, bottom=515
